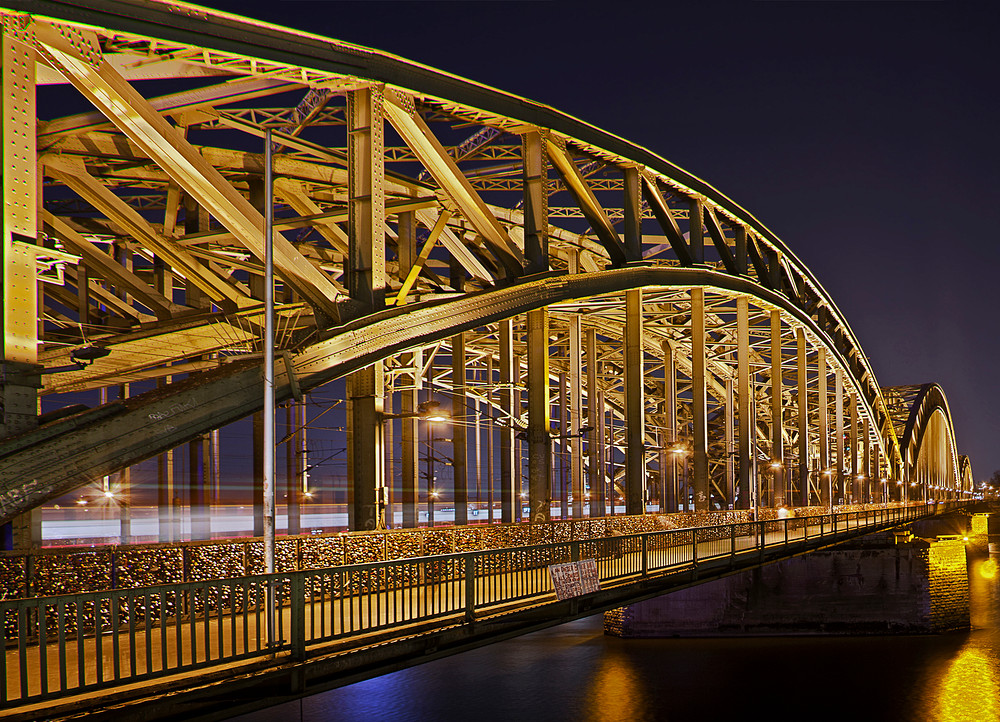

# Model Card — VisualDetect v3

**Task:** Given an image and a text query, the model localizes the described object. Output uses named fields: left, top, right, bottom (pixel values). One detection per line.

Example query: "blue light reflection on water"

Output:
left=232, top=553, right=1000, bottom=722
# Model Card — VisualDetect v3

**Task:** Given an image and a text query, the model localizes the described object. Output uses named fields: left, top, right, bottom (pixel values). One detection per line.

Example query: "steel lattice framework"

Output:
left=0, top=0, right=973, bottom=538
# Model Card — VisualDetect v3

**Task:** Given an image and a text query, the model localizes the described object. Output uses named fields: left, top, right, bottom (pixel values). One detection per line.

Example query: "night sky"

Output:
left=198, top=0, right=999, bottom=479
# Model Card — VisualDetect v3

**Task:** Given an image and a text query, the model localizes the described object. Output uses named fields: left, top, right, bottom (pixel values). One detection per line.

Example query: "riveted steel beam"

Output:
left=736, top=298, right=751, bottom=509
left=452, top=330, right=468, bottom=525
left=522, top=130, right=548, bottom=275
left=38, top=76, right=300, bottom=145
left=691, top=287, right=709, bottom=511
left=2, top=32, right=38, bottom=366
left=383, top=89, right=524, bottom=279
left=527, top=308, right=551, bottom=523
left=568, top=314, right=584, bottom=518
left=624, top=289, right=645, bottom=514
left=348, top=85, right=386, bottom=311
left=400, top=348, right=422, bottom=528
left=770, top=309, right=784, bottom=507
left=498, top=318, right=516, bottom=524
left=42, top=211, right=185, bottom=320
left=705, top=206, right=738, bottom=274
left=797, top=327, right=809, bottom=506
left=622, top=166, right=642, bottom=262
left=43, top=157, right=251, bottom=309
left=587, top=326, right=603, bottom=517
left=32, top=19, right=344, bottom=322
left=642, top=176, right=694, bottom=266
left=545, top=139, right=628, bottom=267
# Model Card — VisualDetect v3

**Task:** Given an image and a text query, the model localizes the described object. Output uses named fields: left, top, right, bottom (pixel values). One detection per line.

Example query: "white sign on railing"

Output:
left=548, top=559, right=600, bottom=600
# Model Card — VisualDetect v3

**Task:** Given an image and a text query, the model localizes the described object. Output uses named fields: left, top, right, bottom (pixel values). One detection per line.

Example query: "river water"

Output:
left=233, top=552, right=1000, bottom=722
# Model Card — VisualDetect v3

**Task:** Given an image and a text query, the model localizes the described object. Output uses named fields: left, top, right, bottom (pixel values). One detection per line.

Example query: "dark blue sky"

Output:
left=199, top=0, right=1000, bottom=478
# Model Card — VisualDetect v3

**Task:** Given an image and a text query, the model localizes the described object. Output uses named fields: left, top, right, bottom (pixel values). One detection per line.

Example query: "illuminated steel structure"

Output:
left=0, top=1, right=973, bottom=544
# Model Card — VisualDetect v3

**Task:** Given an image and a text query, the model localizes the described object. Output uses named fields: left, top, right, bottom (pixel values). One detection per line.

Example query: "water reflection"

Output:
left=585, top=648, right=645, bottom=722
left=933, top=555, right=1000, bottom=722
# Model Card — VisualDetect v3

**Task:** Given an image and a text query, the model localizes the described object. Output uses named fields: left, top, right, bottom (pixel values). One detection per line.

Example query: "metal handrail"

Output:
left=0, top=501, right=951, bottom=708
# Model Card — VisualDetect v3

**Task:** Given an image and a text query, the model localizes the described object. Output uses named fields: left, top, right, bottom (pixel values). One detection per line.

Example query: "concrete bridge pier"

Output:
left=605, top=527, right=973, bottom=638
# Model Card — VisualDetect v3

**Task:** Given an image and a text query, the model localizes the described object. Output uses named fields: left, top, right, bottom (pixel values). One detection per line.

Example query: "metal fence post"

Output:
left=290, top=573, right=305, bottom=662
left=464, top=554, right=476, bottom=623
left=641, top=535, right=648, bottom=577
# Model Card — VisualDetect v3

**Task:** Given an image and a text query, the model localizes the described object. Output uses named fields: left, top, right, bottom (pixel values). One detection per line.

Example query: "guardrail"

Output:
left=1, top=503, right=947, bottom=709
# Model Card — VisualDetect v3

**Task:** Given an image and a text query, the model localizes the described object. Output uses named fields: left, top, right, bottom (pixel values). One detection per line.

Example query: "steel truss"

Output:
left=0, top=1, right=971, bottom=539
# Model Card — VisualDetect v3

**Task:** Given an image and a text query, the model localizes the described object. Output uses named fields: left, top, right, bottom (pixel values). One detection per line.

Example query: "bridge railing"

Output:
left=1, top=502, right=950, bottom=708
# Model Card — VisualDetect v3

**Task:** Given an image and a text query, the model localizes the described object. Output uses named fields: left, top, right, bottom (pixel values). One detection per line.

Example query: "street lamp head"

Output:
left=770, top=460, right=782, bottom=469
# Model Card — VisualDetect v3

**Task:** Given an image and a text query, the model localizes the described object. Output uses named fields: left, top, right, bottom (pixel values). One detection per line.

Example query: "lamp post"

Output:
left=262, top=127, right=276, bottom=650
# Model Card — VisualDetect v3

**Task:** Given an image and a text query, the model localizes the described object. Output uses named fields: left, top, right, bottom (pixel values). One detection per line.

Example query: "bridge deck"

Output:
left=1, top=504, right=941, bottom=720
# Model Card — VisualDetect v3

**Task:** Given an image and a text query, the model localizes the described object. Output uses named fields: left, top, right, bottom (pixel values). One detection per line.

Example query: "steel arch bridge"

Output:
left=0, top=0, right=974, bottom=539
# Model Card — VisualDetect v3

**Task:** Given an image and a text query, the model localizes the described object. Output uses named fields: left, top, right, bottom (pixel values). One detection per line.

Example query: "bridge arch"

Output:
left=0, top=1, right=971, bottom=535
left=885, top=384, right=962, bottom=501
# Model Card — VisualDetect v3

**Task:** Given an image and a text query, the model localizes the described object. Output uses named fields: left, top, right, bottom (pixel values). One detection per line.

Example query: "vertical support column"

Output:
left=522, top=131, right=548, bottom=275
left=347, top=86, right=386, bottom=531
left=734, top=225, right=748, bottom=275
left=1, top=32, right=38, bottom=372
left=347, top=85, right=385, bottom=309
left=663, top=341, right=678, bottom=512
left=569, top=316, right=584, bottom=518
left=770, top=310, right=784, bottom=507
left=736, top=298, right=751, bottom=510
left=623, top=166, right=642, bottom=261
left=452, top=332, right=468, bottom=525
left=597, top=388, right=607, bottom=515
left=818, top=348, right=829, bottom=505
left=863, top=416, right=872, bottom=503
left=401, top=349, right=422, bottom=527
left=347, top=364, right=385, bottom=530
left=552, top=372, right=569, bottom=519
left=797, top=328, right=809, bottom=507
left=1, top=34, right=41, bottom=550
left=834, top=369, right=844, bottom=506
left=156, top=381, right=175, bottom=542
left=499, top=320, right=516, bottom=523
left=285, top=404, right=300, bottom=536
left=587, top=327, right=603, bottom=517
left=118, top=383, right=132, bottom=544
left=296, top=400, right=308, bottom=530
left=527, top=309, right=551, bottom=523
left=725, top=378, right=735, bottom=508
left=189, top=434, right=210, bottom=540
left=689, top=198, right=704, bottom=264
left=850, top=393, right=860, bottom=503
left=691, top=288, right=709, bottom=511
left=252, top=412, right=264, bottom=536
left=624, top=289, right=645, bottom=515
left=180, top=198, right=215, bottom=540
